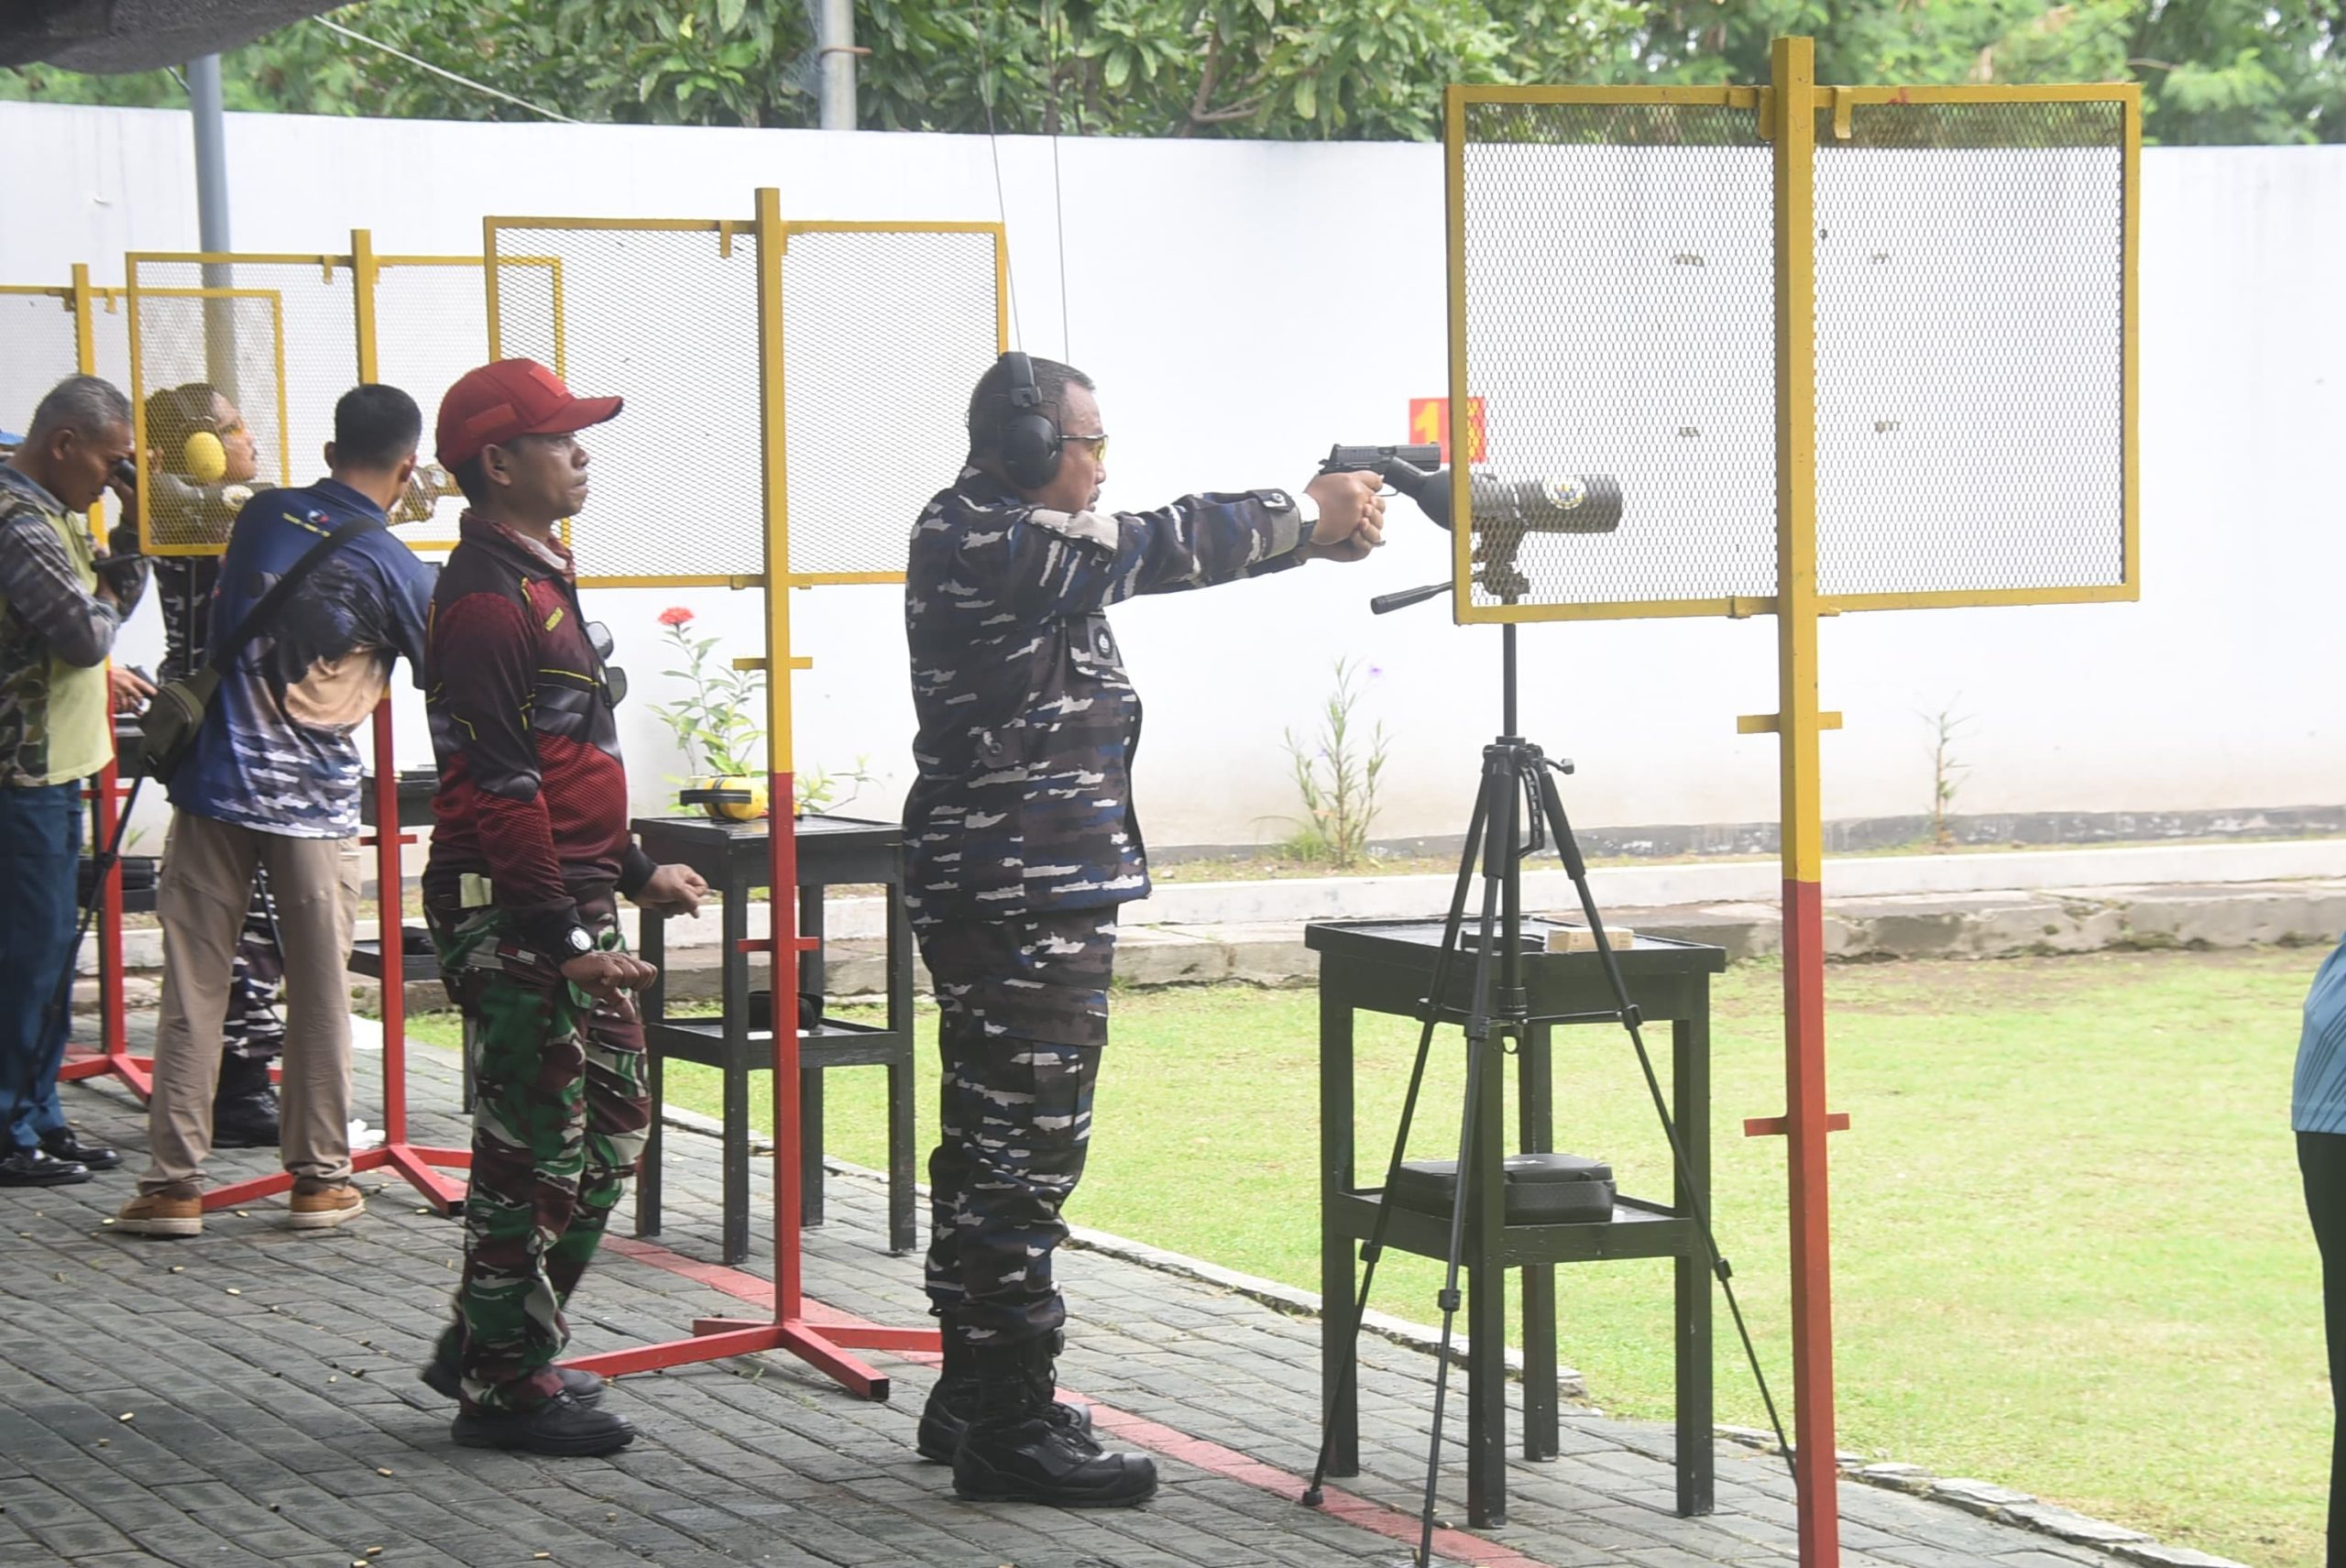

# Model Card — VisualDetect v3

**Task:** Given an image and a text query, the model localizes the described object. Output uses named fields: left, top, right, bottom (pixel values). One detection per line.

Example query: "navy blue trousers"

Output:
left=0, top=784, right=82, bottom=1153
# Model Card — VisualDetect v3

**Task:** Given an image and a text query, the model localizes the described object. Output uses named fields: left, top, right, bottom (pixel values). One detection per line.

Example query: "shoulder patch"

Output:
left=1026, top=507, right=1119, bottom=553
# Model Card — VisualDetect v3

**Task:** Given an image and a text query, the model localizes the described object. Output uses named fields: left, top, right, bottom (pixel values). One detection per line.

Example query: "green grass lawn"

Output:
left=407, top=947, right=2329, bottom=1566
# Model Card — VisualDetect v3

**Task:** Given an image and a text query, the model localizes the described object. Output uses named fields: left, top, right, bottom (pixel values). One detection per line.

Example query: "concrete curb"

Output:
left=78, top=874, right=2341, bottom=1015
left=509, top=877, right=2346, bottom=1011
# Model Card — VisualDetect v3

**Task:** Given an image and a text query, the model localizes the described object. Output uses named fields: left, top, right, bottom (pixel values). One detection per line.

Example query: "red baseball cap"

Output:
left=435, top=358, right=622, bottom=469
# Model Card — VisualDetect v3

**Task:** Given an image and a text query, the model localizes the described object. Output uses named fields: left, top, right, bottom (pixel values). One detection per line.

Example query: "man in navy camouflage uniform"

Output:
left=904, top=353, right=1384, bottom=1506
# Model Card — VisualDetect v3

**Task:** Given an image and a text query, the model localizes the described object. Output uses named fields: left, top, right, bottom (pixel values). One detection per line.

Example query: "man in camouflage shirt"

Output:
left=904, top=353, right=1384, bottom=1506
left=0, top=377, right=144, bottom=1186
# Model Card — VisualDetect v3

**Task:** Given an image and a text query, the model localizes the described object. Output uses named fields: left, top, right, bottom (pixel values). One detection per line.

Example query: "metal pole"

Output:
left=753, top=186, right=807, bottom=1320
left=1768, top=35, right=1841, bottom=1568
left=817, top=0, right=856, bottom=130
left=188, top=55, right=237, bottom=400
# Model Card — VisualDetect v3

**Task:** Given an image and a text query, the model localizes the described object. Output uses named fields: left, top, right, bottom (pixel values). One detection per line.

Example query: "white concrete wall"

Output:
left=0, top=104, right=2337, bottom=850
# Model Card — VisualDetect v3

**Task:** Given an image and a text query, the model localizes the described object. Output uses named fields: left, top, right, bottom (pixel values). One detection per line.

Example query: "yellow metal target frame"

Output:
left=1442, top=45, right=2140, bottom=1568
left=126, top=281, right=295, bottom=550
left=482, top=212, right=1010, bottom=592
left=1442, top=75, right=2140, bottom=625
left=478, top=189, right=1008, bottom=1395
left=126, top=241, right=563, bottom=556
left=119, top=232, right=567, bottom=1214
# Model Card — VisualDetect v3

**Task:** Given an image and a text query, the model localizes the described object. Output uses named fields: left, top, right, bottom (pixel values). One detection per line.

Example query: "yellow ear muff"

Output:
left=183, top=430, right=227, bottom=486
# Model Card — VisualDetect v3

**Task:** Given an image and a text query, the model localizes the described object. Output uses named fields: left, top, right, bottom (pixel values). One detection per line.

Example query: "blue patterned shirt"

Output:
left=168, top=478, right=434, bottom=839
left=2296, top=936, right=2346, bottom=1135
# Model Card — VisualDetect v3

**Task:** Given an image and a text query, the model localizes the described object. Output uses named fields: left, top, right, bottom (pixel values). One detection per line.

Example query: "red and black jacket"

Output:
left=421, top=511, right=652, bottom=951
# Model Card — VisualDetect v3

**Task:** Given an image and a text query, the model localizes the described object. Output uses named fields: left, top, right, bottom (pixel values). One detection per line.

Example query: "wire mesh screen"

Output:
left=0, top=291, right=82, bottom=438
left=129, top=258, right=343, bottom=555
left=779, top=225, right=1003, bottom=579
left=0, top=285, right=133, bottom=541
left=487, top=224, right=761, bottom=586
left=1812, top=99, right=2128, bottom=601
left=373, top=257, right=557, bottom=552
left=1454, top=97, right=1777, bottom=620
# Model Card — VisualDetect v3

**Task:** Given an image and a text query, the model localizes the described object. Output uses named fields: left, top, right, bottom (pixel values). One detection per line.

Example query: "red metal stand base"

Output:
left=198, top=1143, right=470, bottom=1213
left=60, top=1047, right=153, bottom=1098
left=564, top=1316, right=939, bottom=1399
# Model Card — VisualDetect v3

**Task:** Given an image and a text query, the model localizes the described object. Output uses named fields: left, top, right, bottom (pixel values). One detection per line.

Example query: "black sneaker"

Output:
left=0, top=1147, right=90, bottom=1187
left=450, top=1390, right=634, bottom=1456
left=39, top=1130, right=119, bottom=1171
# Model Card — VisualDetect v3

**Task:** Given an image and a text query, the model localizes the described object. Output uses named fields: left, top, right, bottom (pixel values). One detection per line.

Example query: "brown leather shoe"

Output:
left=115, top=1190, right=203, bottom=1237
left=286, top=1185, right=365, bottom=1231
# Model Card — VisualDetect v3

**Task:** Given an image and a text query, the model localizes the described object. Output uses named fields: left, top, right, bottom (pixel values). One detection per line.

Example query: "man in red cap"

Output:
left=416, top=359, right=707, bottom=1455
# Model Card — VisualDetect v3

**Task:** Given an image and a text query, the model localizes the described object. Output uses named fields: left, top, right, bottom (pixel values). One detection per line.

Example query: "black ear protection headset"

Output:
left=987, top=351, right=1064, bottom=490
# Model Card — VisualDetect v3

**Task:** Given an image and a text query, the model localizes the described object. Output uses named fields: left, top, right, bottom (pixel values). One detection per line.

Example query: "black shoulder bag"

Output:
left=138, top=516, right=381, bottom=784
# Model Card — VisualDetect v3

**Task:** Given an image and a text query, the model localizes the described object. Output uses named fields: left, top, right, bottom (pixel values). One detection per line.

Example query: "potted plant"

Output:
left=649, top=607, right=879, bottom=822
left=651, top=607, right=768, bottom=821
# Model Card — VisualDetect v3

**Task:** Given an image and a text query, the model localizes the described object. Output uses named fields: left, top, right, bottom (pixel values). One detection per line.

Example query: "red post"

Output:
left=96, top=761, right=125, bottom=1055
left=769, top=774, right=805, bottom=1321
left=371, top=698, right=406, bottom=1147
left=1782, top=879, right=1837, bottom=1565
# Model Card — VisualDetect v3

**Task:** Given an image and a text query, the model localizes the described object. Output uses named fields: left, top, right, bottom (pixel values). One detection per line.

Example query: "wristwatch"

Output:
left=561, top=926, right=597, bottom=959
left=1291, top=487, right=1321, bottom=546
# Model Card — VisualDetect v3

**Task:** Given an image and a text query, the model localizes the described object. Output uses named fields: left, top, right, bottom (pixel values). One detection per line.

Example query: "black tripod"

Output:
left=1300, top=606, right=1791, bottom=1566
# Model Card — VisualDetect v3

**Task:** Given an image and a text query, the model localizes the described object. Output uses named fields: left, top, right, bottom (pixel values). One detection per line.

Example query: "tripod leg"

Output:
left=1418, top=762, right=1512, bottom=1565
left=1464, top=1026, right=1507, bottom=1528
left=1519, top=1017, right=1558, bottom=1461
left=1306, top=783, right=1493, bottom=1504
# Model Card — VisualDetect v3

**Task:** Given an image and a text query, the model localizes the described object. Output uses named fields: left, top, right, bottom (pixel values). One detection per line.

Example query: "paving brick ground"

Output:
left=1, top=1027, right=2144, bottom=1568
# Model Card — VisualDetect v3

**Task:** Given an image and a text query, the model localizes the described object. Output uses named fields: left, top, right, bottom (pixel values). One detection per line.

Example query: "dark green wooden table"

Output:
left=1310, top=916, right=1725, bottom=1529
left=630, top=813, right=916, bottom=1266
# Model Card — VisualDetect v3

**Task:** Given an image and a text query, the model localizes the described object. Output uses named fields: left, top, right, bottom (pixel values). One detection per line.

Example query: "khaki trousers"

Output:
left=141, top=810, right=360, bottom=1196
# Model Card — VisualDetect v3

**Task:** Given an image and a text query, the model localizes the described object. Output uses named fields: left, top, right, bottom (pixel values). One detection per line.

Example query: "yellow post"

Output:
left=126, top=261, right=148, bottom=549
left=1769, top=34, right=1840, bottom=1568
left=351, top=229, right=380, bottom=382
left=482, top=217, right=504, bottom=358
left=70, top=265, right=104, bottom=542
left=1442, top=83, right=1474, bottom=620
left=69, top=264, right=95, bottom=375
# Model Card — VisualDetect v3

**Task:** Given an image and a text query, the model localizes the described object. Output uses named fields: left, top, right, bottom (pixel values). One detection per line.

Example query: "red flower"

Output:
left=658, top=606, right=694, bottom=628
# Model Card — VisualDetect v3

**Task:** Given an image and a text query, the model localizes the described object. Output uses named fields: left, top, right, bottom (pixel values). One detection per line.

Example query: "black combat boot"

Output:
left=212, top=1052, right=280, bottom=1148
left=916, top=1314, right=1091, bottom=1462
left=951, top=1335, right=1155, bottom=1508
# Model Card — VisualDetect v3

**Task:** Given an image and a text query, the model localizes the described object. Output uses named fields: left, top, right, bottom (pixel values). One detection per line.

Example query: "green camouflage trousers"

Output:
left=428, top=894, right=651, bottom=1411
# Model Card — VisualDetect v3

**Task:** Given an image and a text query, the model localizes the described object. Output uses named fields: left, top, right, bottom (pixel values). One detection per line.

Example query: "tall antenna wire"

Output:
left=977, top=13, right=1024, bottom=350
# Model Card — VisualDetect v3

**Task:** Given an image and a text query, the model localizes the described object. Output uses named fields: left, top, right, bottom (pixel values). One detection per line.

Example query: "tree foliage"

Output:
left=1, top=1, right=2339, bottom=144
left=1621, top=1, right=2346, bottom=146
